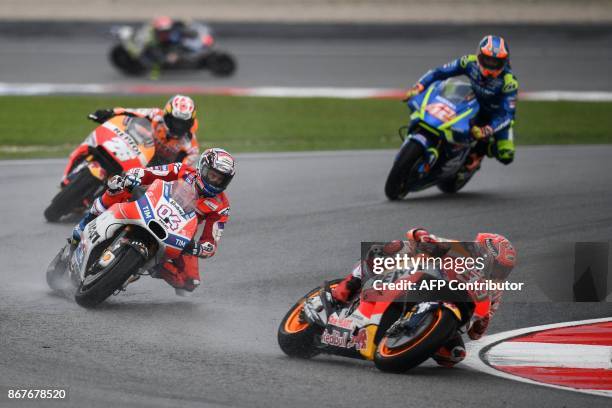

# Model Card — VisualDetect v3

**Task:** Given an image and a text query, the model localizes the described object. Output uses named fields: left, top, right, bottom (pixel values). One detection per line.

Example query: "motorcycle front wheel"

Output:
left=74, top=244, right=145, bottom=308
left=373, top=307, right=458, bottom=373
left=384, top=140, right=424, bottom=200
left=205, top=52, right=237, bottom=77
left=109, top=45, right=147, bottom=76
left=44, top=168, right=102, bottom=222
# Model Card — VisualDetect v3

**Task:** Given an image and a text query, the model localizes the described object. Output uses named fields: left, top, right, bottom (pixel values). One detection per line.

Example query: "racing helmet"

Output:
left=475, top=233, right=516, bottom=281
left=195, top=148, right=236, bottom=197
left=477, top=35, right=509, bottom=78
left=163, top=95, right=196, bottom=139
left=153, top=16, right=173, bottom=31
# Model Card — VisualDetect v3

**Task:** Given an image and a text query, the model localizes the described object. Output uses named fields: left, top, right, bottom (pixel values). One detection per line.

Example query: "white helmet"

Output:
left=195, top=148, right=236, bottom=197
left=163, top=94, right=196, bottom=139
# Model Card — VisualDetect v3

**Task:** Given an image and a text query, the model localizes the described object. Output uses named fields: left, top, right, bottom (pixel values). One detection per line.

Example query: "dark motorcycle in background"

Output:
left=109, top=22, right=237, bottom=77
left=385, top=78, right=482, bottom=200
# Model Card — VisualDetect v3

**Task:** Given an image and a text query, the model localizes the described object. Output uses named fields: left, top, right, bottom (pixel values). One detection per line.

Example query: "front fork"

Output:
left=402, top=133, right=441, bottom=175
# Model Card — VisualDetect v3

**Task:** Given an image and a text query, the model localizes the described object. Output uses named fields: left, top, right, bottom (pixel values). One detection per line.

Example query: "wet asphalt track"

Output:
left=1, top=147, right=611, bottom=407
left=1, top=31, right=612, bottom=90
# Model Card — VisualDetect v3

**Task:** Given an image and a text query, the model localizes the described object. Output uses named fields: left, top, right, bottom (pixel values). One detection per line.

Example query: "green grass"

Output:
left=0, top=95, right=610, bottom=158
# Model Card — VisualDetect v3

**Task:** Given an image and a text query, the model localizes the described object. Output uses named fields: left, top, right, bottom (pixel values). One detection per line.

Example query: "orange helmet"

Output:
left=477, top=35, right=509, bottom=78
left=475, top=233, right=516, bottom=280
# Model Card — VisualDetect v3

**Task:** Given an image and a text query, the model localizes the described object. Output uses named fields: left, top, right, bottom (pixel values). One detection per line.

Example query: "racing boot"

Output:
left=71, top=197, right=107, bottom=243
left=150, top=258, right=201, bottom=296
left=432, top=332, right=466, bottom=367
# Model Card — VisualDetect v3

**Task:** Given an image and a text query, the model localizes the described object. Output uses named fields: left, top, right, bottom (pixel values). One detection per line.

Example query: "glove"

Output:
left=88, top=109, right=115, bottom=124
left=402, top=83, right=425, bottom=102
left=468, top=315, right=490, bottom=340
left=184, top=241, right=216, bottom=258
left=106, top=169, right=143, bottom=194
left=471, top=125, right=494, bottom=140
left=122, top=168, right=144, bottom=191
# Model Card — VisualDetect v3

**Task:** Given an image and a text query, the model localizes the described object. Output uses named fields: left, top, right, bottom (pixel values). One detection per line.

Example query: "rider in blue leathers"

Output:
left=404, top=35, right=518, bottom=170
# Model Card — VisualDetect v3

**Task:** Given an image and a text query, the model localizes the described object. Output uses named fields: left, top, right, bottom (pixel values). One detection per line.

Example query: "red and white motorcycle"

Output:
left=46, top=179, right=198, bottom=308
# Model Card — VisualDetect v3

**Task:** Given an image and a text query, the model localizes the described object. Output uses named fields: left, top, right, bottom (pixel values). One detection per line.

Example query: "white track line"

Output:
left=463, top=317, right=612, bottom=398
left=486, top=342, right=611, bottom=369
left=1, top=82, right=612, bottom=101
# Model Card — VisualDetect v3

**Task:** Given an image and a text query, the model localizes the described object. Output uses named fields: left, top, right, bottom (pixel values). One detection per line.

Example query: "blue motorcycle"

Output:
left=385, top=78, right=481, bottom=200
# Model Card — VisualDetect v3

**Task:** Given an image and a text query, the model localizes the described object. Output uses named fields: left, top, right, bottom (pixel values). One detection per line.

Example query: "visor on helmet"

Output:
left=164, top=114, right=193, bottom=139
left=200, top=167, right=233, bottom=190
left=478, top=54, right=506, bottom=72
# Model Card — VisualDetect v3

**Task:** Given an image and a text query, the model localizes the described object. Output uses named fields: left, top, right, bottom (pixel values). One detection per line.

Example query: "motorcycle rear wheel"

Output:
left=384, top=141, right=424, bottom=200
left=46, top=246, right=69, bottom=290
left=44, top=169, right=102, bottom=222
left=74, top=245, right=145, bottom=308
left=373, top=307, right=458, bottom=373
left=277, top=279, right=341, bottom=359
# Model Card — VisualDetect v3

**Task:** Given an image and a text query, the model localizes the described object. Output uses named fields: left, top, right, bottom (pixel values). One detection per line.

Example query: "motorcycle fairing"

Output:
left=70, top=180, right=197, bottom=282
left=400, top=79, right=481, bottom=191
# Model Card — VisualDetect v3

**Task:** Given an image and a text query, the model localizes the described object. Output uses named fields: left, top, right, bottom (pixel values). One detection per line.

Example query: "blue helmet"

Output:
left=477, top=35, right=510, bottom=78
left=195, top=148, right=236, bottom=197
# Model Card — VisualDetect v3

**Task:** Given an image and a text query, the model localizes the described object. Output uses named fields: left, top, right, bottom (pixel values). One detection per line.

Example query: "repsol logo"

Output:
left=113, top=127, right=139, bottom=152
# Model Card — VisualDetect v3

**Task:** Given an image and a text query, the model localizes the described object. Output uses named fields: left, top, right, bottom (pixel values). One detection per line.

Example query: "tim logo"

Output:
left=142, top=205, right=152, bottom=220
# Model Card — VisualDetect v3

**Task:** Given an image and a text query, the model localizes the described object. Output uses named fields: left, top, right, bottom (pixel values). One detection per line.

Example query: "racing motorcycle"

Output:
left=277, top=257, right=491, bottom=372
left=46, top=179, right=199, bottom=308
left=385, top=78, right=481, bottom=200
left=109, top=22, right=236, bottom=77
left=44, top=115, right=156, bottom=222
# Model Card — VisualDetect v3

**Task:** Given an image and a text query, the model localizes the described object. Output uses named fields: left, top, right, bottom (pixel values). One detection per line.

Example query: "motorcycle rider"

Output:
left=329, top=227, right=516, bottom=367
left=404, top=35, right=518, bottom=174
left=69, top=94, right=200, bottom=174
left=71, top=148, right=235, bottom=295
left=141, top=16, right=203, bottom=75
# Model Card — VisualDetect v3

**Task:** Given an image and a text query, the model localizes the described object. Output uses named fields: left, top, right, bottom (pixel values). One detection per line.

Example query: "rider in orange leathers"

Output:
left=62, top=95, right=200, bottom=186
left=331, top=227, right=516, bottom=367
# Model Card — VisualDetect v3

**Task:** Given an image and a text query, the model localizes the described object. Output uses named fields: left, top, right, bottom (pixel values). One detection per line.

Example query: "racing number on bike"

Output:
left=426, top=103, right=456, bottom=122
left=157, top=205, right=182, bottom=231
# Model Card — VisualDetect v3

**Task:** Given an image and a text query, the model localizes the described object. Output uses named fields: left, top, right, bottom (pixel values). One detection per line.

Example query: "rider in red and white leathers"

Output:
left=62, top=95, right=200, bottom=184
left=72, top=148, right=235, bottom=295
left=331, top=227, right=516, bottom=367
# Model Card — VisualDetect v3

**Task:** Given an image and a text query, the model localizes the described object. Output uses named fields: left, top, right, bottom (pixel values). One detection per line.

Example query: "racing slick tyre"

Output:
left=384, top=141, right=425, bottom=200
left=75, top=245, right=145, bottom=308
left=277, top=279, right=342, bottom=359
left=44, top=169, right=102, bottom=222
left=207, top=52, right=236, bottom=77
left=374, top=307, right=458, bottom=373
left=109, top=45, right=147, bottom=76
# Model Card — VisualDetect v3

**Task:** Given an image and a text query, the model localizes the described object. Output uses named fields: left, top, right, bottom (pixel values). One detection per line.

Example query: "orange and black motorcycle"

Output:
left=44, top=115, right=156, bottom=222
left=278, top=263, right=492, bottom=372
